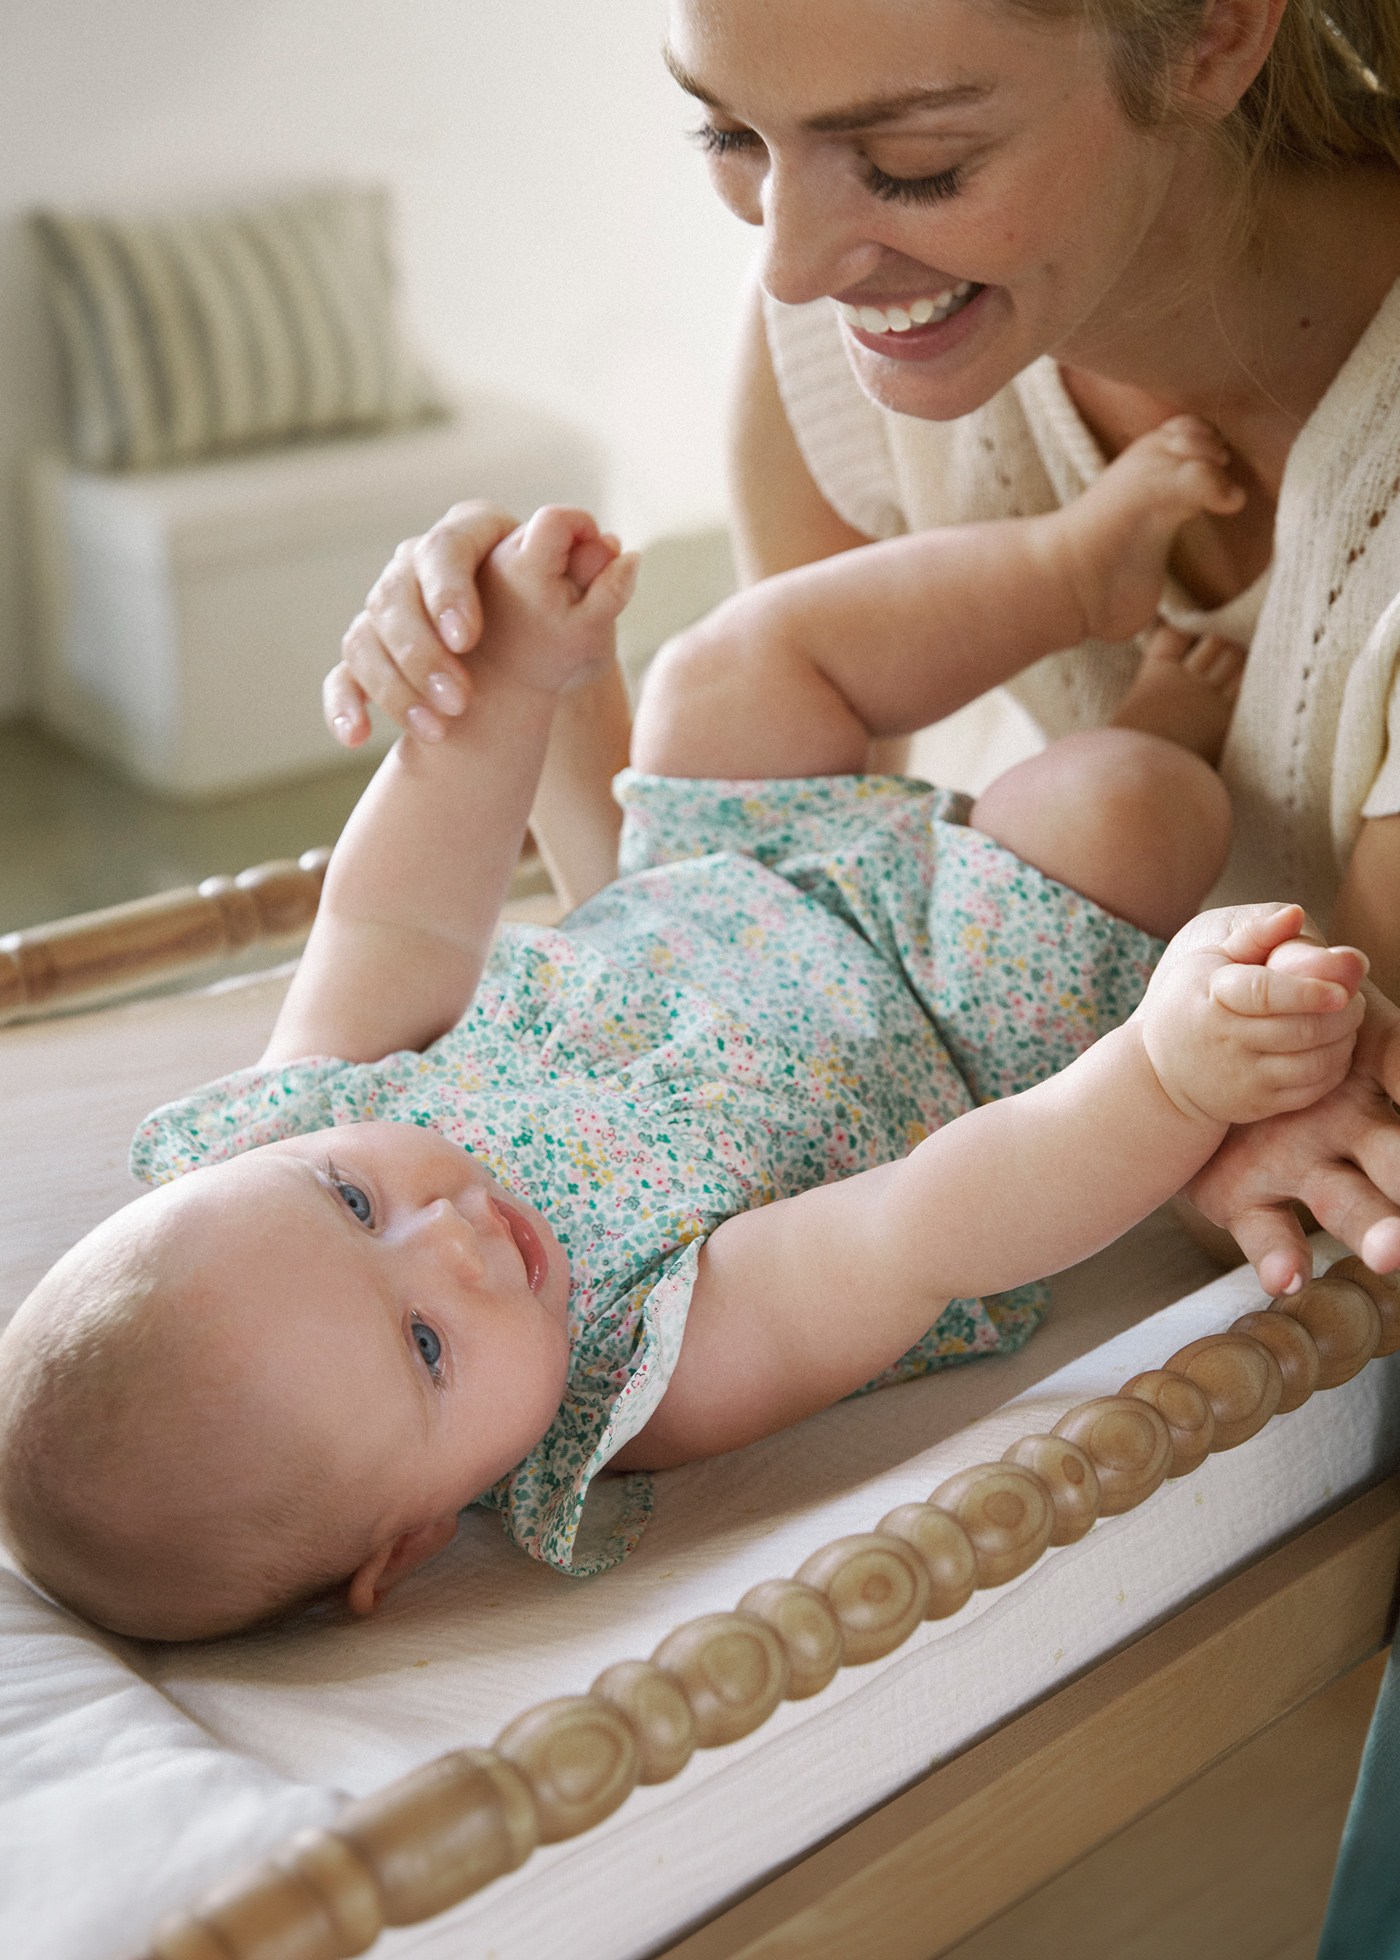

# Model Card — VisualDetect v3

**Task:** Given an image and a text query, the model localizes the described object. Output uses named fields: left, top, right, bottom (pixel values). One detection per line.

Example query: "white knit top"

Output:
left=764, top=282, right=1400, bottom=917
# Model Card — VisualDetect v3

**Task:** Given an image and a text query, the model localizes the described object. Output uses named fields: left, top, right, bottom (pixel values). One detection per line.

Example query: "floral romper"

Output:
left=133, top=772, right=1160, bottom=1578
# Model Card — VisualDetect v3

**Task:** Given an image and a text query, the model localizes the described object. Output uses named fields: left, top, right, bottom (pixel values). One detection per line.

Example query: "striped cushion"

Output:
left=32, top=185, right=443, bottom=471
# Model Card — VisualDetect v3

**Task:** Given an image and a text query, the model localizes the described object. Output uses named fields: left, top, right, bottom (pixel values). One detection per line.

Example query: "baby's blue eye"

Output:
left=412, top=1318, right=443, bottom=1373
left=335, top=1180, right=373, bottom=1225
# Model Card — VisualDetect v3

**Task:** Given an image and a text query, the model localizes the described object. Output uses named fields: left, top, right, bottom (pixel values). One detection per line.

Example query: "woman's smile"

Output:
left=836, top=279, right=990, bottom=362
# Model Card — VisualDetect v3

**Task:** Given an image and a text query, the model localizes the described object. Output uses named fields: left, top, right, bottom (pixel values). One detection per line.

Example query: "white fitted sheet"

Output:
left=3, top=976, right=1398, bottom=1960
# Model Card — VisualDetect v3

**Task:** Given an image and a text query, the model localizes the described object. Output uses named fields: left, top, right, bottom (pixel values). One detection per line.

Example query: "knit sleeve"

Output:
left=1333, top=589, right=1400, bottom=849
left=761, top=292, right=907, bottom=540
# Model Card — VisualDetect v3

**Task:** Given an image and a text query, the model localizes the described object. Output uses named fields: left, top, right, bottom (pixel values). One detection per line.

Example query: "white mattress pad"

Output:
left=3, top=977, right=1398, bottom=1960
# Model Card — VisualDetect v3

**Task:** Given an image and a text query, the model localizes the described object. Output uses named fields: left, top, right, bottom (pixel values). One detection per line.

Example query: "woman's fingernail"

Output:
left=425, top=671, right=466, bottom=714
left=332, top=713, right=355, bottom=742
left=406, top=704, right=444, bottom=742
left=439, top=608, right=468, bottom=653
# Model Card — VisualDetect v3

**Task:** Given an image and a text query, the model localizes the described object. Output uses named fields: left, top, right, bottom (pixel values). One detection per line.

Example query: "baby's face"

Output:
left=163, top=1121, right=573, bottom=1557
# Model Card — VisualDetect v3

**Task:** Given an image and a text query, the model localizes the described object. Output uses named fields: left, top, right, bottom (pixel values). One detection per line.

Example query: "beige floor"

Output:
left=943, top=1649, right=1387, bottom=1960
left=0, top=718, right=380, bottom=935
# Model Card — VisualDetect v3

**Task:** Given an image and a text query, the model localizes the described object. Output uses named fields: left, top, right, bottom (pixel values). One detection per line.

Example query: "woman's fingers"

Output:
left=361, top=538, right=472, bottom=727
left=414, top=502, right=521, bottom=653
left=325, top=502, right=521, bottom=743
left=339, top=610, right=448, bottom=744
left=1219, top=1200, right=1313, bottom=1298
left=323, top=661, right=373, bottom=749
left=1299, top=1156, right=1400, bottom=1277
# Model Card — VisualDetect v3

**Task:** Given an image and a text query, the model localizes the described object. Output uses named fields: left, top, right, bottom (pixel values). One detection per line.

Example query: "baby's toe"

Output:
left=1183, top=634, right=1246, bottom=695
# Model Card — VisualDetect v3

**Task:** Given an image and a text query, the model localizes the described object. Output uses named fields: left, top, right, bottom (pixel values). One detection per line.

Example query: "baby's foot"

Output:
left=1054, top=415, right=1246, bottom=647
left=1112, top=623, right=1245, bottom=764
left=476, top=507, right=639, bottom=696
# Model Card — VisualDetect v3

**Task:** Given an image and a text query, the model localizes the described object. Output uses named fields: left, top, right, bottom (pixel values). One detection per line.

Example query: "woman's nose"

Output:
left=759, top=156, right=882, bottom=307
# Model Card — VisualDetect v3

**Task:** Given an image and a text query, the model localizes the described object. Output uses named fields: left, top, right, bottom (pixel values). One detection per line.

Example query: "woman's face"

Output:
left=667, top=0, right=1191, bottom=420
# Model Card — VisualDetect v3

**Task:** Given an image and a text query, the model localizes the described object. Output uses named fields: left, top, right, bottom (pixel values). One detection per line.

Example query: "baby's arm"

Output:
left=632, top=417, right=1242, bottom=779
left=613, top=905, right=1368, bottom=1469
left=264, top=511, right=637, bottom=1065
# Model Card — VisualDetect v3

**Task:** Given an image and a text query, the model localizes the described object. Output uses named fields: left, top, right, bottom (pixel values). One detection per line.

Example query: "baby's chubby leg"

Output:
left=970, top=727, right=1232, bottom=941
left=633, top=415, right=1244, bottom=783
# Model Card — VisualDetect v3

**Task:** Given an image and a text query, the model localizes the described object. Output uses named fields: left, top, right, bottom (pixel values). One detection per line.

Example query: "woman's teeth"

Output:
left=836, top=283, right=976, bottom=335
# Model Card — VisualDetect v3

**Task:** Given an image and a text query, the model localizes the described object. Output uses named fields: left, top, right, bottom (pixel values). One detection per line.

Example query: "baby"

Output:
left=0, top=420, right=1380, bottom=1644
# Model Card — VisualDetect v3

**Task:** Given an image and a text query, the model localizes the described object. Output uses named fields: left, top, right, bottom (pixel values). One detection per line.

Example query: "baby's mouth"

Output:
left=491, top=1198, right=548, bottom=1293
left=834, top=282, right=982, bottom=336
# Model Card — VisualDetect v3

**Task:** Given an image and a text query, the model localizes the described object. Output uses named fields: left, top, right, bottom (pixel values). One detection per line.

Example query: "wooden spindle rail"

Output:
left=0, top=850, right=330, bottom=1025
left=137, top=1256, right=1400, bottom=1960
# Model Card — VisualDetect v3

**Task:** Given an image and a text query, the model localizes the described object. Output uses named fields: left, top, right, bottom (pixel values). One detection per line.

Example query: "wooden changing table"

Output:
left=1, top=860, right=1397, bottom=1960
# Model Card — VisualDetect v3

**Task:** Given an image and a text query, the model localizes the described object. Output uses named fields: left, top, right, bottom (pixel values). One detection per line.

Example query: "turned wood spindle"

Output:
left=738, top=1578, right=844, bottom=1697
left=651, top=1613, right=789, bottom=1747
left=1229, top=1309, right=1320, bottom=1413
left=875, top=1501, right=978, bottom=1618
left=590, top=1659, right=697, bottom=1782
left=330, top=1747, right=536, bottom=1925
left=930, top=1462, right=1054, bottom=1586
left=149, top=1747, right=536, bottom=1960
left=1051, top=1396, right=1172, bottom=1513
left=1275, top=1275, right=1381, bottom=1387
left=794, top=1533, right=930, bottom=1665
left=1328, top=1256, right=1400, bottom=1357
left=1002, top=1434, right=1101, bottom=1544
left=494, top=1695, right=640, bottom=1842
left=1119, top=1370, right=1215, bottom=1477
left=1163, top=1333, right=1283, bottom=1449
left=0, top=848, right=330, bottom=1024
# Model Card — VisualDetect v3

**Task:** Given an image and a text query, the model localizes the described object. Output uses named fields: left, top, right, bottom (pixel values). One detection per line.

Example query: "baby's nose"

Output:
left=417, top=1197, right=486, bottom=1273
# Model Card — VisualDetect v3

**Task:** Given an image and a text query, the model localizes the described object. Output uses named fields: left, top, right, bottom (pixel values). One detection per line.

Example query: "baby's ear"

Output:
left=345, top=1513, right=459, bottom=1616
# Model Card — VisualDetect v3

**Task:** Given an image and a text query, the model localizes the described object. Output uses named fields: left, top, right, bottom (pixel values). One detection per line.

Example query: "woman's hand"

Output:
left=1186, top=976, right=1400, bottom=1296
left=323, top=501, right=521, bottom=748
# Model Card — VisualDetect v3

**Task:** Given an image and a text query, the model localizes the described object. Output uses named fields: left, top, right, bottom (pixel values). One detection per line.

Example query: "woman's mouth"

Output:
left=833, top=281, right=988, bottom=359
left=834, top=281, right=979, bottom=335
left=490, top=1198, right=549, bottom=1293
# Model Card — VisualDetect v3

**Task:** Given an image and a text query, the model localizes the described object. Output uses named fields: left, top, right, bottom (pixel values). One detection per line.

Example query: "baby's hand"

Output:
left=472, top=506, right=639, bottom=699
left=1138, top=903, right=1367, bottom=1129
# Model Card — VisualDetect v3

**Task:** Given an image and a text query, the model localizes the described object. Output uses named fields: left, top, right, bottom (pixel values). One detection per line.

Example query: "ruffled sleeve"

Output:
left=478, top=1240, right=702, bottom=1577
left=130, top=1055, right=354, bottom=1184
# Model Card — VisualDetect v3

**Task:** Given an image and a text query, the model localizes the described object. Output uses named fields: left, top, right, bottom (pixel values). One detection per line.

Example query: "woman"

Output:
left=328, top=0, right=1400, bottom=973
left=323, top=0, right=1400, bottom=1264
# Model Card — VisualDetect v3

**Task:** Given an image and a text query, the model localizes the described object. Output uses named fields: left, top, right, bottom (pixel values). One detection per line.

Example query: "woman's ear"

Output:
left=1181, top=0, right=1288, bottom=116
left=345, top=1513, right=460, bottom=1616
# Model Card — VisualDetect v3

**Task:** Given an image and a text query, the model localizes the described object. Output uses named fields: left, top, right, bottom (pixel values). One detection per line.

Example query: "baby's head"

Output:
left=0, top=1123, right=571, bottom=1641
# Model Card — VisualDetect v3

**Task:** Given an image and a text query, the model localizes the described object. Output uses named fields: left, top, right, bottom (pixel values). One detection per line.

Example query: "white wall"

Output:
left=0, top=0, right=757, bottom=716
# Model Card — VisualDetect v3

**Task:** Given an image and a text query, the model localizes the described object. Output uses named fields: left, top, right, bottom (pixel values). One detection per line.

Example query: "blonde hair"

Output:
left=0, top=1215, right=364, bottom=1641
left=1016, top=0, right=1400, bottom=171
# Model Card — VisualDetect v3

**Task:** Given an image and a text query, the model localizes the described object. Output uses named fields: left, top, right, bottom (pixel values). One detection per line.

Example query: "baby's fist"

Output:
left=476, top=507, right=639, bottom=696
left=1142, top=903, right=1366, bottom=1128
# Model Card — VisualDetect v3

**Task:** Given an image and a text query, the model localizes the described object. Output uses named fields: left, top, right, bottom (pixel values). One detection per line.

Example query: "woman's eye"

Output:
left=411, top=1317, right=443, bottom=1376
left=865, top=162, right=964, bottom=206
left=691, top=121, right=764, bottom=160
left=334, top=1180, right=373, bottom=1226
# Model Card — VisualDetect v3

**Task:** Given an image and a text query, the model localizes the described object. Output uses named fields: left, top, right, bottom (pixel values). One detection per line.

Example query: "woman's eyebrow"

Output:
left=661, top=45, right=991, bottom=129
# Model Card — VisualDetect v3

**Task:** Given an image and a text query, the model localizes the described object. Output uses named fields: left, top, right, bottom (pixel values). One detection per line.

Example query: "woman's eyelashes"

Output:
left=691, top=123, right=965, bottom=206
left=866, top=162, right=964, bottom=205
left=410, top=1314, right=446, bottom=1383
left=691, top=121, right=761, bottom=158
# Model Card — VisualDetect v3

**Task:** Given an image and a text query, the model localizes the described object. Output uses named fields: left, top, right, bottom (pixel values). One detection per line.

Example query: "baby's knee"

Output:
left=974, top=729, right=1232, bottom=938
left=631, top=604, right=755, bottom=775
